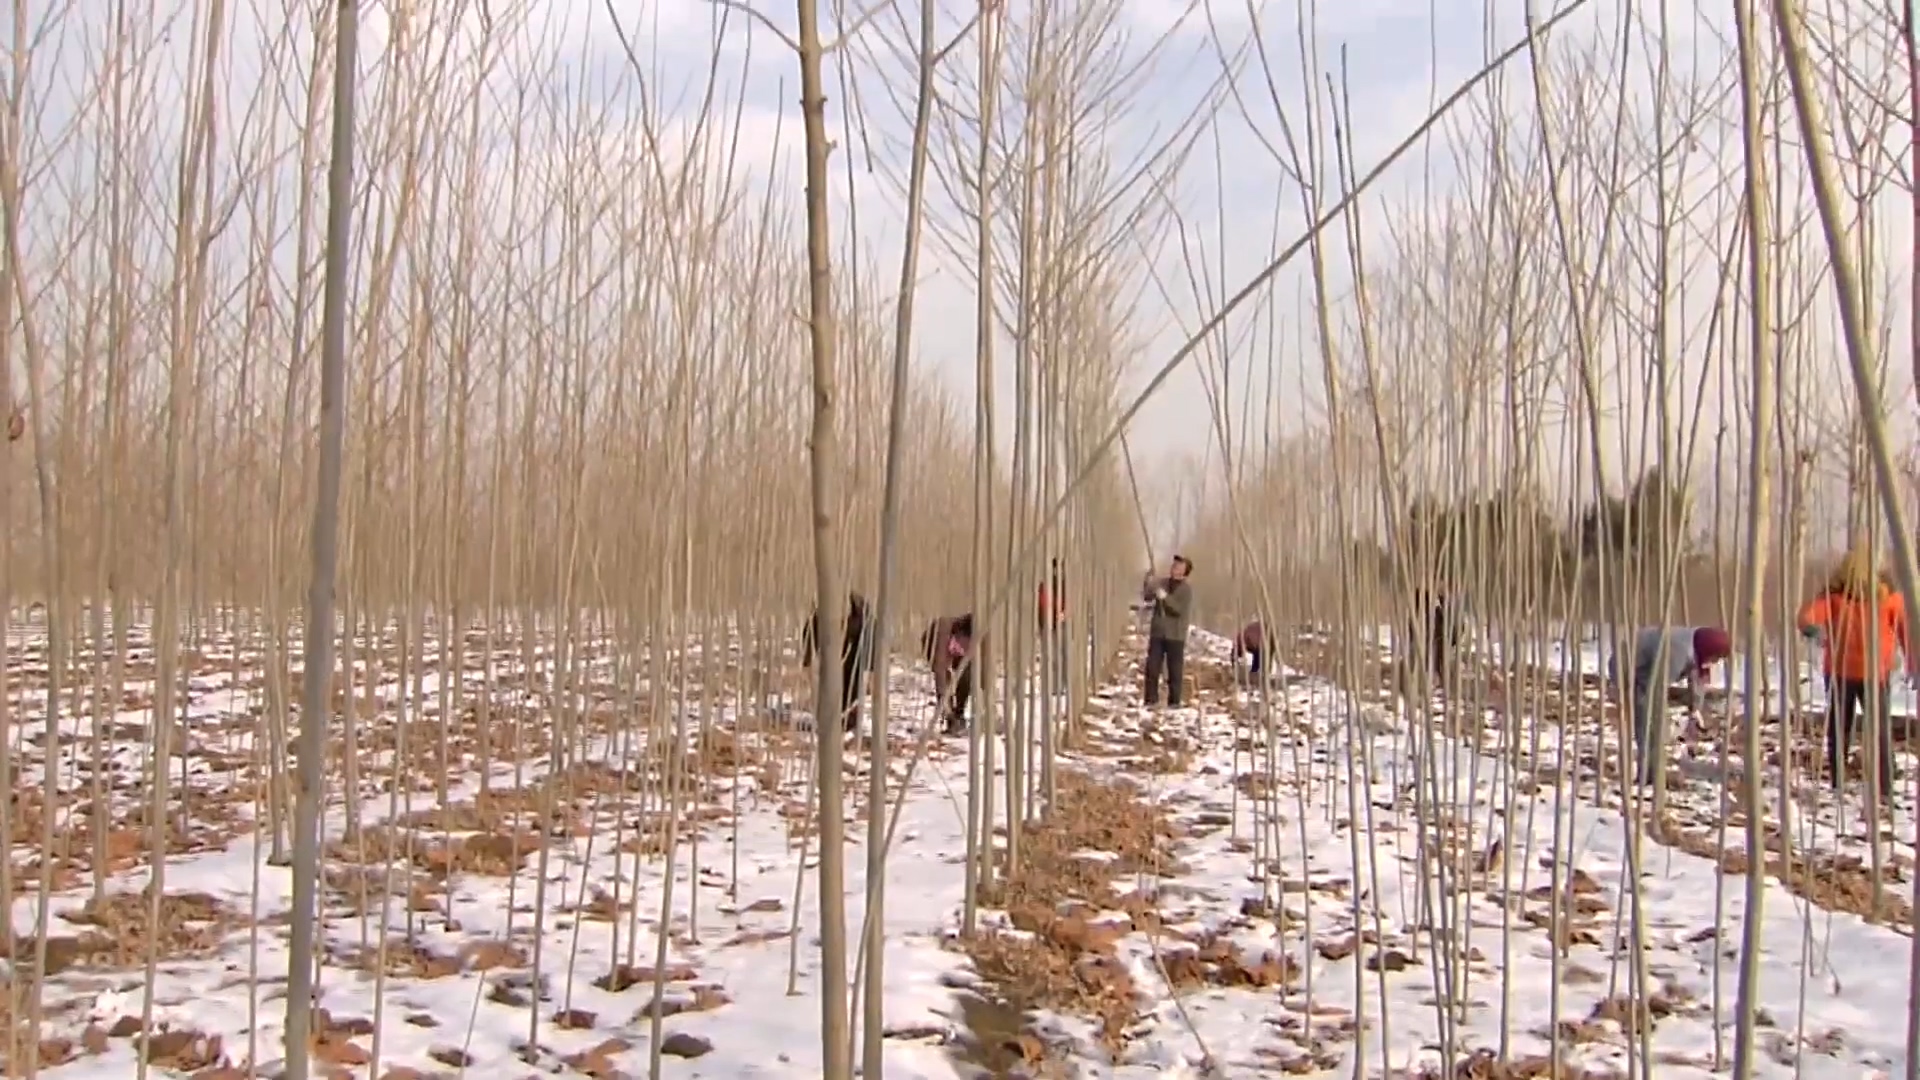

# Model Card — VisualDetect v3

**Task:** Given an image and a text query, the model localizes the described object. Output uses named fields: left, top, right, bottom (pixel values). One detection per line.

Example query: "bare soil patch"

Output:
left=952, top=769, right=1181, bottom=1071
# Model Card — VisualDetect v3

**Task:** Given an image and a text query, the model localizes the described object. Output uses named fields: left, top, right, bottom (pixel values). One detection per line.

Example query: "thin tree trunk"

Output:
left=1728, top=0, right=1776, bottom=1068
left=792, top=0, right=851, bottom=1070
left=283, top=0, right=360, bottom=1075
left=855, top=0, right=939, bottom=1063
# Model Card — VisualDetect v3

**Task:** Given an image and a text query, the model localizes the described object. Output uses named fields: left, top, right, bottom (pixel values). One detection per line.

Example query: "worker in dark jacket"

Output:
left=1410, top=586, right=1466, bottom=681
left=1037, top=559, right=1069, bottom=687
left=921, top=613, right=975, bottom=735
left=802, top=592, right=874, bottom=733
left=1141, top=556, right=1195, bottom=707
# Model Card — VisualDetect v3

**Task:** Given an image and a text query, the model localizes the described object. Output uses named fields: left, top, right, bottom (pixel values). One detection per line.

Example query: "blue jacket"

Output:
left=1610, top=626, right=1703, bottom=698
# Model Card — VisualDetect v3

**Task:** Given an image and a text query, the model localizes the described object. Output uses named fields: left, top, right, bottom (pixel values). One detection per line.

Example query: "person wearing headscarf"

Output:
left=1799, top=548, right=1909, bottom=796
left=920, top=612, right=975, bottom=735
left=1609, top=624, right=1734, bottom=787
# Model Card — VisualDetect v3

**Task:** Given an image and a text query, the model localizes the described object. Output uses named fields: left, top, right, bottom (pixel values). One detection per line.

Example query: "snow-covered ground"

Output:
left=1390, top=625, right=1920, bottom=930
left=0, top=617, right=1911, bottom=1078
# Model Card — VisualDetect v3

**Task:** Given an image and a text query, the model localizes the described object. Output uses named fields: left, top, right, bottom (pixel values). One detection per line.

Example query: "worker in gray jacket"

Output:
left=1608, top=624, right=1732, bottom=786
left=1142, top=555, right=1195, bottom=707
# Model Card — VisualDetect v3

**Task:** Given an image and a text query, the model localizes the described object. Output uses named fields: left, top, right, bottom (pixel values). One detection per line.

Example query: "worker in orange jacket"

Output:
left=1798, top=550, right=1909, bottom=797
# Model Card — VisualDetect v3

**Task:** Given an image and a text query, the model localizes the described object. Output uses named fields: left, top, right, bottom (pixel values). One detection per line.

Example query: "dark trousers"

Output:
left=1042, top=627, right=1068, bottom=689
left=840, top=655, right=865, bottom=732
left=1620, top=674, right=1669, bottom=787
left=1245, top=646, right=1263, bottom=677
left=941, top=663, right=974, bottom=732
left=1827, top=678, right=1895, bottom=794
left=1428, top=611, right=1450, bottom=677
left=1144, top=636, right=1186, bottom=706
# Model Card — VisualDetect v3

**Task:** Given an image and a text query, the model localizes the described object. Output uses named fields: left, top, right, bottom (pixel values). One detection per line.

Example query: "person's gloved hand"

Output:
left=1800, top=625, right=1824, bottom=645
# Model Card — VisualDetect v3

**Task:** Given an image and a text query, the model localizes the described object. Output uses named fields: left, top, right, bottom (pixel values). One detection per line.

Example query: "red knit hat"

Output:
left=1693, top=626, right=1732, bottom=665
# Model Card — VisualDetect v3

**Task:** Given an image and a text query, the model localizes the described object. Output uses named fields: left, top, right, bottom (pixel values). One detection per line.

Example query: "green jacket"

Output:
left=1145, top=577, right=1194, bottom=642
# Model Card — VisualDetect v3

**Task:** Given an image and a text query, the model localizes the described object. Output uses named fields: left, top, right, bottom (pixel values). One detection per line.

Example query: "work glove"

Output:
left=1800, top=625, right=1824, bottom=646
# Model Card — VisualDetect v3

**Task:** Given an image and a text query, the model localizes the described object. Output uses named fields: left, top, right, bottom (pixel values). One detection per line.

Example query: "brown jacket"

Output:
left=1232, top=620, right=1264, bottom=657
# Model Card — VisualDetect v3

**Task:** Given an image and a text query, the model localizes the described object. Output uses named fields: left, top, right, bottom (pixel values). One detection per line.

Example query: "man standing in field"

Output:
left=1609, top=623, right=1733, bottom=787
left=1142, top=555, right=1195, bottom=707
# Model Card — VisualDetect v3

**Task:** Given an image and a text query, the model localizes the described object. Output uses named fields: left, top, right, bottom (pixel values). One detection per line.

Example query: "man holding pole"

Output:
left=1141, top=556, right=1195, bottom=707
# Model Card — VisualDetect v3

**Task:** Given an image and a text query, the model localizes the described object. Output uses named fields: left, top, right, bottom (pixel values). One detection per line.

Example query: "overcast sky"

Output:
left=391, top=0, right=1716, bottom=467
left=9, top=0, right=1913, bottom=554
